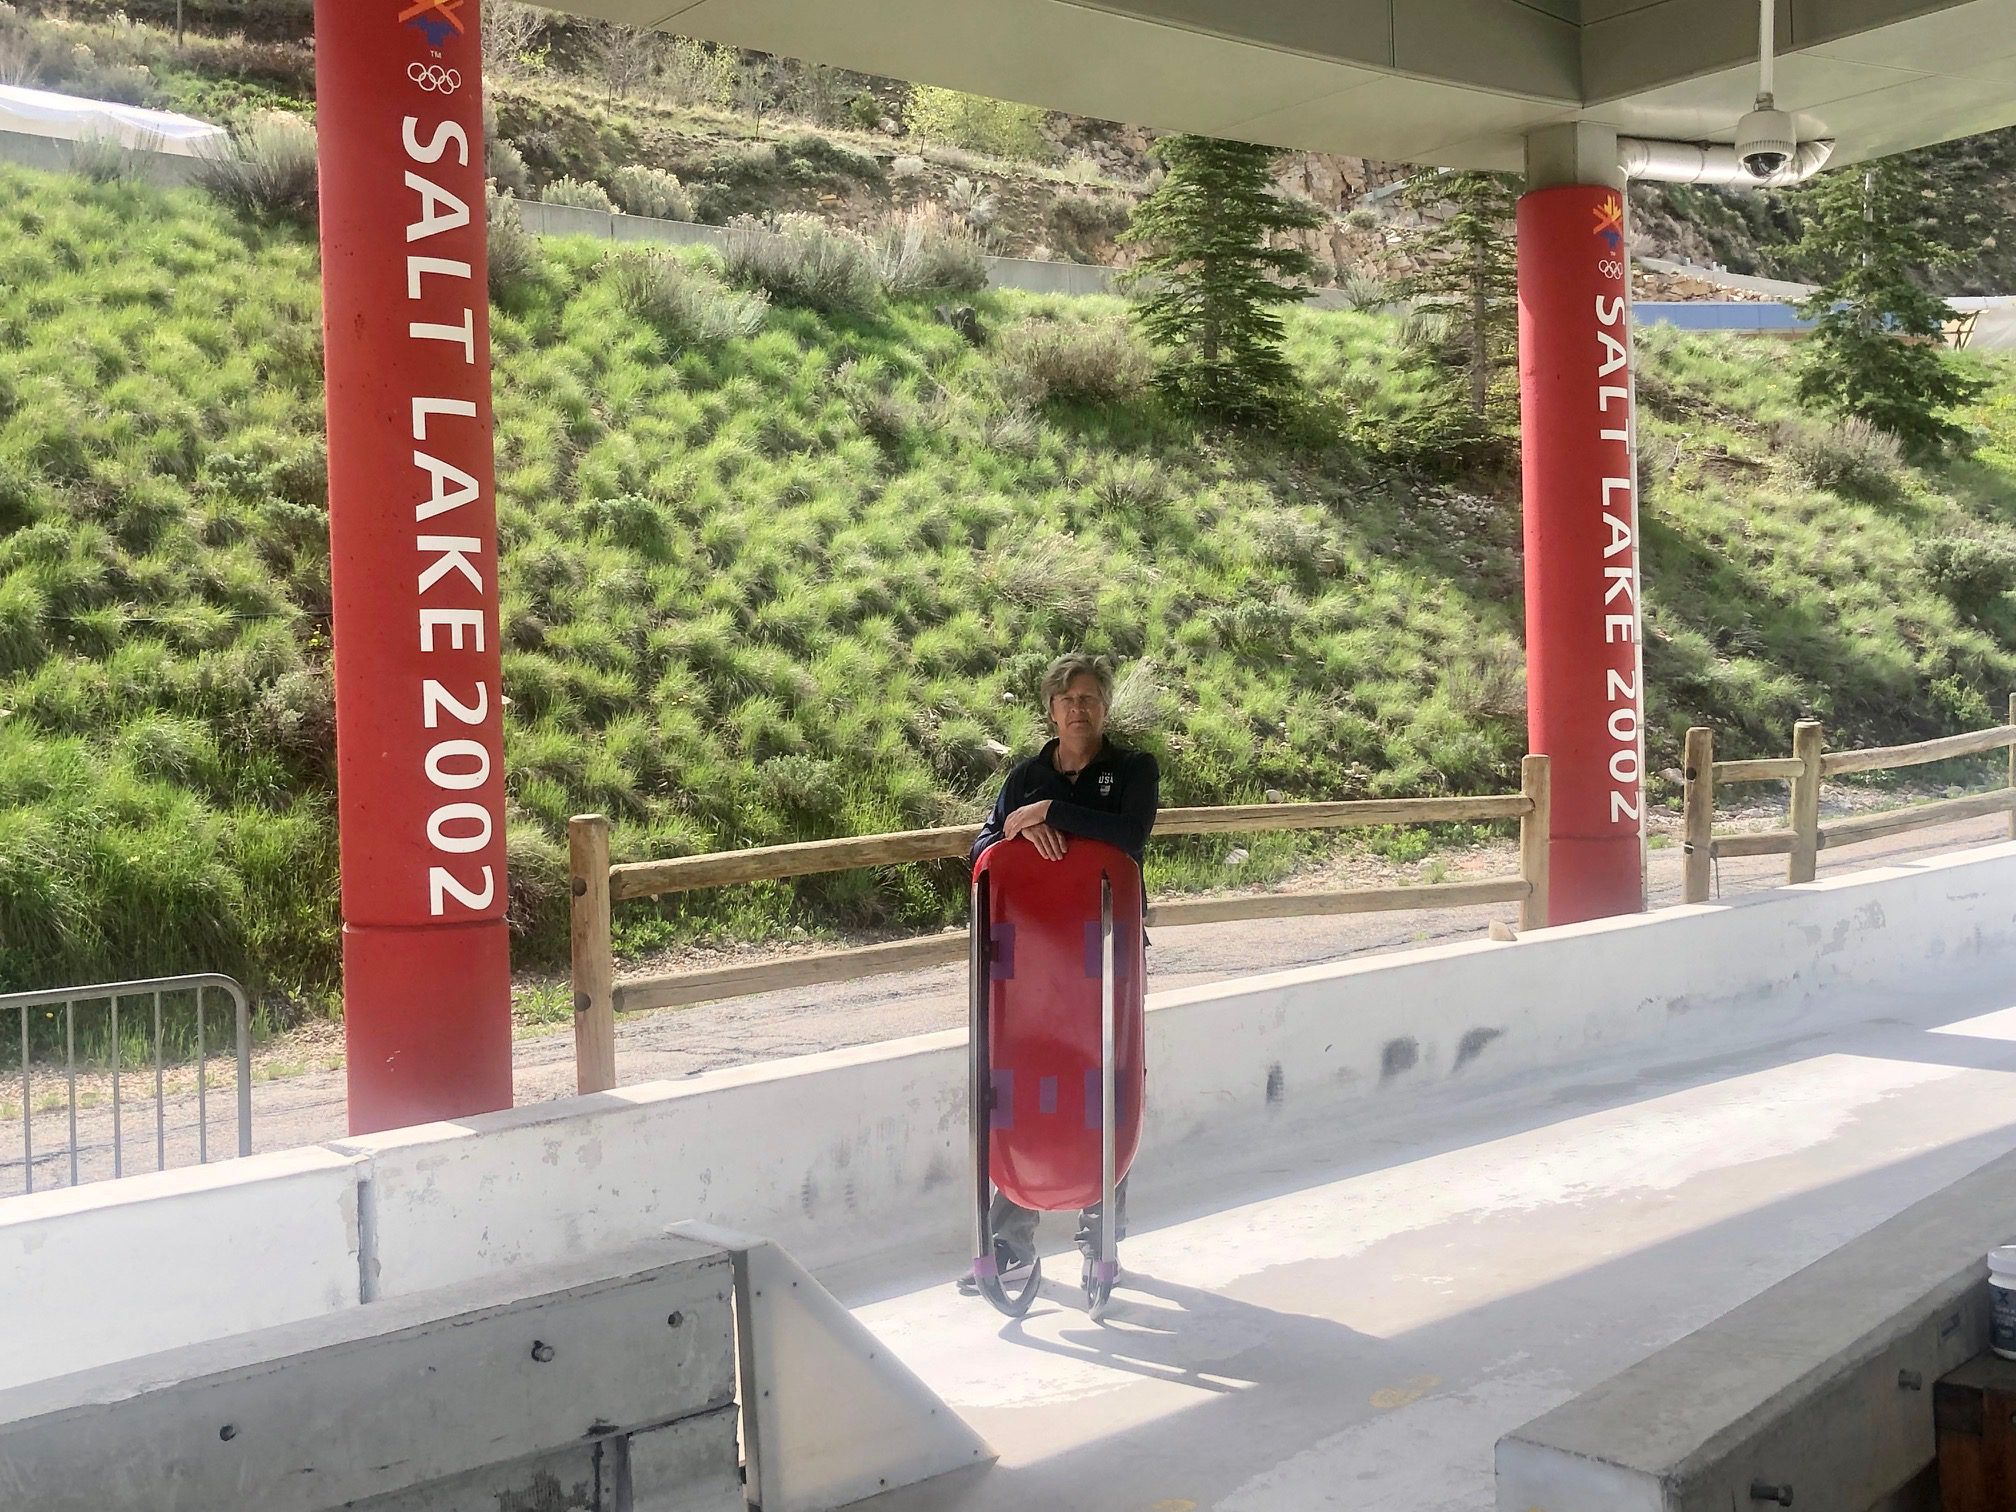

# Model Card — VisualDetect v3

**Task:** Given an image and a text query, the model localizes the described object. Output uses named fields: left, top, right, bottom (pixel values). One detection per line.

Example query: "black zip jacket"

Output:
left=970, top=738, right=1160, bottom=868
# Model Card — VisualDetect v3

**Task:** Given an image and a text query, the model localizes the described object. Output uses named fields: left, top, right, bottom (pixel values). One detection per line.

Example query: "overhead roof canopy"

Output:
left=553, top=0, right=2016, bottom=170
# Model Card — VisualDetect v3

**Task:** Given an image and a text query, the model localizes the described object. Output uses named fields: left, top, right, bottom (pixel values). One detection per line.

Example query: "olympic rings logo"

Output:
left=408, top=62, right=462, bottom=94
left=1596, top=257, right=1624, bottom=280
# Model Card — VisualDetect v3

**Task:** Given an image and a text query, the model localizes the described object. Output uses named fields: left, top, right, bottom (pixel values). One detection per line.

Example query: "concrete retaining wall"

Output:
left=1496, top=1142, right=2016, bottom=1511
left=339, top=1034, right=973, bottom=1295
left=348, top=844, right=2016, bottom=1301
left=6, top=845, right=2015, bottom=1384
left=0, top=128, right=201, bottom=185
left=1151, top=840, right=2016, bottom=1148
left=515, top=198, right=1127, bottom=301
left=0, top=1237, right=739, bottom=1512
left=0, top=1148, right=363, bottom=1391
left=514, top=204, right=1359, bottom=306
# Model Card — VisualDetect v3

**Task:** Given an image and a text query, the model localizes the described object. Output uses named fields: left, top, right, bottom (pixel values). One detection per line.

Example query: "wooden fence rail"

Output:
left=1681, top=698, right=2016, bottom=904
left=569, top=755, right=1552, bottom=1092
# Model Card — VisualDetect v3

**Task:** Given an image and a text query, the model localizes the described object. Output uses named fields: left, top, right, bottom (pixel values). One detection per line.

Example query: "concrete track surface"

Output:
left=826, top=960, right=2016, bottom=1511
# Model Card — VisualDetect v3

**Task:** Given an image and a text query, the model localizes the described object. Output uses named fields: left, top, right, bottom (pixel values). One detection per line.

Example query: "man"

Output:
left=962, top=653, right=1159, bottom=1294
left=970, top=653, right=1159, bottom=869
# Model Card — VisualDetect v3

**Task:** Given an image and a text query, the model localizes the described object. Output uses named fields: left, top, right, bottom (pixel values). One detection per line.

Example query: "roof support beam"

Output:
left=1525, top=121, right=1623, bottom=190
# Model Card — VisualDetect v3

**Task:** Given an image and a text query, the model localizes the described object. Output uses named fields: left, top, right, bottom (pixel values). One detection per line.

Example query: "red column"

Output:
left=1517, top=184, right=1646, bottom=925
left=315, top=0, right=513, bottom=1133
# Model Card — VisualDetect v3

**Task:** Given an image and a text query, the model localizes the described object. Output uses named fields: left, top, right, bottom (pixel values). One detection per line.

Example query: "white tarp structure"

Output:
left=0, top=82, right=224, bottom=156
left=1962, top=307, right=2016, bottom=351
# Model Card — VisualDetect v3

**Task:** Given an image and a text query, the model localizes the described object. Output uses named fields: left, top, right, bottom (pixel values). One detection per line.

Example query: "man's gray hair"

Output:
left=1040, top=653, right=1115, bottom=709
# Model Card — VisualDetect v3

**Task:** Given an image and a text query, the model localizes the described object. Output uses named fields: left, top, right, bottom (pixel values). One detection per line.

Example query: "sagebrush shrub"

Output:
left=780, top=131, right=882, bottom=183
left=985, top=532, right=1101, bottom=620
left=1050, top=192, right=1130, bottom=237
left=1048, top=191, right=1133, bottom=260
left=719, top=140, right=780, bottom=178
left=1104, top=660, right=1169, bottom=737
left=610, top=164, right=694, bottom=221
left=723, top=213, right=878, bottom=315
left=995, top=317, right=1153, bottom=407
left=486, top=185, right=539, bottom=295
left=67, top=134, right=136, bottom=185
left=1060, top=153, right=1103, bottom=186
left=193, top=112, right=319, bottom=222
left=610, top=250, right=767, bottom=344
left=1636, top=431, right=1682, bottom=505
left=486, top=135, right=532, bottom=196
left=834, top=358, right=915, bottom=449
left=921, top=143, right=986, bottom=175
left=1918, top=530, right=2016, bottom=612
left=1334, top=273, right=1390, bottom=312
left=981, top=407, right=1040, bottom=458
left=870, top=206, right=988, bottom=299
left=1776, top=414, right=1905, bottom=500
left=539, top=175, right=617, bottom=212
left=1445, top=642, right=1528, bottom=722
left=945, top=175, right=998, bottom=231
left=760, top=753, right=845, bottom=825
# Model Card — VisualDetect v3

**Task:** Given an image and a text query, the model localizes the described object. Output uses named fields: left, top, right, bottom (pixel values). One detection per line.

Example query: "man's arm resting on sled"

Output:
left=970, top=772, right=1022, bottom=867
left=1047, top=752, right=1160, bottom=864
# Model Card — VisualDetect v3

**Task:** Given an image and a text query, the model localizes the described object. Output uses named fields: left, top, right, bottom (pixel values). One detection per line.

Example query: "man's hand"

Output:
left=1002, top=799, right=1052, bottom=838
left=1019, top=821, right=1067, bottom=861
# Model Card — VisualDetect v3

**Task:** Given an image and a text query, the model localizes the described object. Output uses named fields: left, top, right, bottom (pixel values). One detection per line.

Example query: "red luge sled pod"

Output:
left=968, top=836, right=1145, bottom=1319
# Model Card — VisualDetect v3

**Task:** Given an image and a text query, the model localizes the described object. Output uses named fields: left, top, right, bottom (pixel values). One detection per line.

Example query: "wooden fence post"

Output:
left=1519, top=754, right=1551, bottom=931
left=1682, top=727, right=1714, bottom=904
left=570, top=814, right=616, bottom=1094
left=1789, top=721, right=1824, bottom=885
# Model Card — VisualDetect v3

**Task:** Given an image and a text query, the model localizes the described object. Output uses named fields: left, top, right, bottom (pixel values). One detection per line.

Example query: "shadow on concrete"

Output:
left=828, top=964, right=2016, bottom=1313
left=842, top=969, right=2016, bottom=1510
left=855, top=1127, right=2016, bottom=1510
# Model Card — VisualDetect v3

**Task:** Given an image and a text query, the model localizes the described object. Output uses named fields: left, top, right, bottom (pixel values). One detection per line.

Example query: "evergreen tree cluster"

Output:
left=1119, top=134, right=1322, bottom=423
left=1794, top=160, right=1985, bottom=455
left=1396, top=170, right=1520, bottom=426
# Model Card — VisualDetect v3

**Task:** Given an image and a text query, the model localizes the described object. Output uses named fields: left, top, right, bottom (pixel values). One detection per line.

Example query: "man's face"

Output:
left=1050, top=672, right=1108, bottom=744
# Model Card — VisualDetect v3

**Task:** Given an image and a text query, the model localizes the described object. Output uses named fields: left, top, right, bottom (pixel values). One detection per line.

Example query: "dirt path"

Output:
left=8, top=807, right=2009, bottom=1194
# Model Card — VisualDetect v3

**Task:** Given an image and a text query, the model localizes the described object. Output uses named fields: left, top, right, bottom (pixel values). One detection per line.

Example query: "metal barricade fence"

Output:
left=3, top=974, right=253, bottom=1196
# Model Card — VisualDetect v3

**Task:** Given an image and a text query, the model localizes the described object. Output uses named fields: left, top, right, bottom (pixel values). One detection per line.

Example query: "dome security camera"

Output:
left=1736, top=105, right=1795, bottom=179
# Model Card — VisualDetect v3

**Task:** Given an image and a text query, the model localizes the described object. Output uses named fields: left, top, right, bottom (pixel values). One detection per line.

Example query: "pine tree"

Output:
left=1396, top=170, right=1519, bottom=424
left=1793, top=158, right=1985, bottom=454
left=1118, top=135, right=1322, bottom=423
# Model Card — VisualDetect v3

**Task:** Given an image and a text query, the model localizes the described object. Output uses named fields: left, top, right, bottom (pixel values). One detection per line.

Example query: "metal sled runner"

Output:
left=968, top=836, right=1146, bottom=1321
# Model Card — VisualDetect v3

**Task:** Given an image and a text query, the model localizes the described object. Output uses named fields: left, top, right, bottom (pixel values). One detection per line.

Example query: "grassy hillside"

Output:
left=2, top=164, right=2015, bottom=1004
